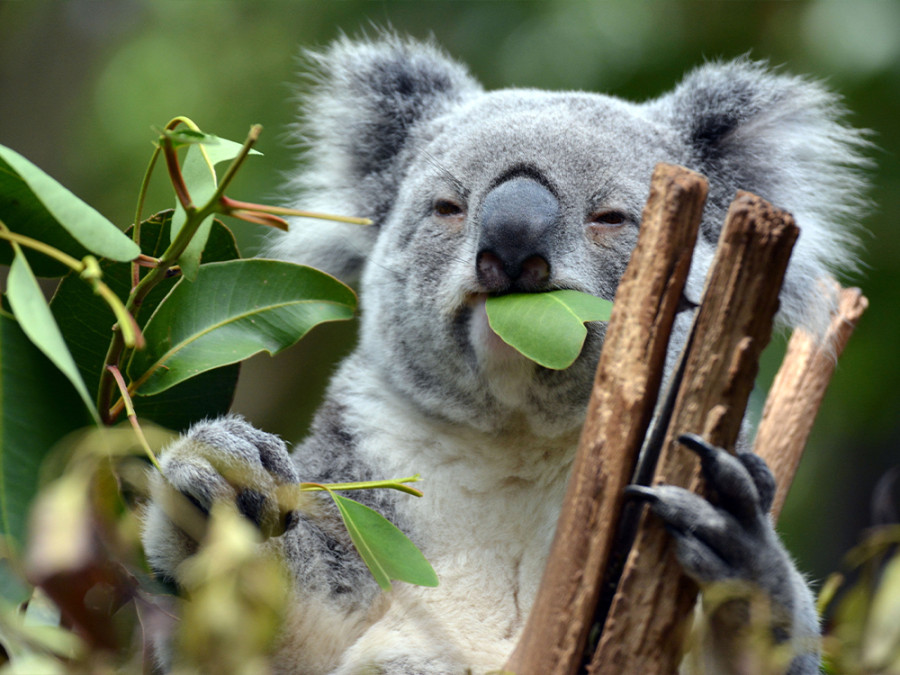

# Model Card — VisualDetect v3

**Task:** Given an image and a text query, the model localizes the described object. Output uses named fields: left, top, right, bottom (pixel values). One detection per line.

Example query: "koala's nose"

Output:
left=476, top=176, right=559, bottom=292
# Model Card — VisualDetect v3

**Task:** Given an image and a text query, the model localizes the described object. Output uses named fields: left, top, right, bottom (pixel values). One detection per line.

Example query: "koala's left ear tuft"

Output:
left=648, top=57, right=872, bottom=333
left=270, top=33, right=482, bottom=286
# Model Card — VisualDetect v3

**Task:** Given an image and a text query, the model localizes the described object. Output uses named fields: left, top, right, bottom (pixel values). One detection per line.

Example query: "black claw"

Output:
left=184, top=492, right=211, bottom=517
left=678, top=433, right=718, bottom=460
left=283, top=510, right=300, bottom=534
left=236, top=488, right=268, bottom=528
left=624, top=485, right=660, bottom=504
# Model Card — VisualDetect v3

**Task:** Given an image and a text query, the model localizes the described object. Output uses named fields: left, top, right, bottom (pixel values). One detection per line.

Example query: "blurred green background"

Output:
left=1, top=0, right=898, bottom=586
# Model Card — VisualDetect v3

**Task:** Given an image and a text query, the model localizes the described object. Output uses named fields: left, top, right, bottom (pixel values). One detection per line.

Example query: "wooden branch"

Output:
left=503, top=164, right=708, bottom=675
left=591, top=192, right=799, bottom=674
left=754, top=285, right=868, bottom=520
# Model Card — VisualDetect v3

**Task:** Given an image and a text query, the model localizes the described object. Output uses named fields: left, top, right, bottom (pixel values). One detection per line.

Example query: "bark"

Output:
left=503, top=164, right=708, bottom=675
left=590, top=192, right=799, bottom=674
left=754, top=285, right=868, bottom=520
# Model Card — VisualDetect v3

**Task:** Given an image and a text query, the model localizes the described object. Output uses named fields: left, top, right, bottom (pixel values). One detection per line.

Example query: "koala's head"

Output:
left=271, top=35, right=869, bottom=436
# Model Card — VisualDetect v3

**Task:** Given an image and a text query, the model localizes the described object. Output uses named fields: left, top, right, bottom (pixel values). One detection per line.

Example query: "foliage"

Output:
left=0, top=109, right=895, bottom=671
left=670, top=526, right=900, bottom=675
left=0, top=119, right=436, bottom=670
left=485, top=290, right=612, bottom=369
left=819, top=525, right=900, bottom=674
left=325, top=490, right=438, bottom=591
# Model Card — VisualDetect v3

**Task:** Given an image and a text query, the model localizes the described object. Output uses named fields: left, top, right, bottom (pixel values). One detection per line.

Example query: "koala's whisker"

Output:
left=420, top=149, right=468, bottom=196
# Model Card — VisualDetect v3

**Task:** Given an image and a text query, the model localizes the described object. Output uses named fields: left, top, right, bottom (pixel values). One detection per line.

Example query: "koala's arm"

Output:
left=141, top=415, right=386, bottom=673
left=629, top=435, right=820, bottom=674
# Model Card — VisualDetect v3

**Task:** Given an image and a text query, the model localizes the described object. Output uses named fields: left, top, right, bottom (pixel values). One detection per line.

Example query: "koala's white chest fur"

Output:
left=337, top=382, right=577, bottom=670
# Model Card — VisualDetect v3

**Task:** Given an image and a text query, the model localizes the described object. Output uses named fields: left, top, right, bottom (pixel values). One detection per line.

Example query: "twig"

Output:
left=105, top=365, right=162, bottom=472
left=754, top=285, right=868, bottom=520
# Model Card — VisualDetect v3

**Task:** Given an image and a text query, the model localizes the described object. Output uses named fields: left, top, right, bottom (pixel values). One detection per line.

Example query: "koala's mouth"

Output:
left=462, top=292, right=525, bottom=365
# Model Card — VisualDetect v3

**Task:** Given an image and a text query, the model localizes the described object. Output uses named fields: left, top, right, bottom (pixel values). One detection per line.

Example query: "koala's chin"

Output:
left=456, top=297, right=603, bottom=439
left=465, top=293, right=538, bottom=404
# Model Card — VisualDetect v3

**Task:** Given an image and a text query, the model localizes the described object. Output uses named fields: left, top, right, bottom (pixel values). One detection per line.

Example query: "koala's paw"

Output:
left=625, top=433, right=789, bottom=590
left=142, top=415, right=299, bottom=581
left=627, top=435, right=820, bottom=673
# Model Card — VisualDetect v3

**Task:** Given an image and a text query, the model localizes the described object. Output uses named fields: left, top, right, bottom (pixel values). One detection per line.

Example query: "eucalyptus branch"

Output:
left=131, top=146, right=161, bottom=288
left=161, top=136, right=193, bottom=214
left=300, top=475, right=423, bottom=498
left=97, top=124, right=264, bottom=423
left=158, top=124, right=263, bottom=270
left=0, top=225, right=83, bottom=270
left=98, top=121, right=367, bottom=425
left=218, top=196, right=373, bottom=227
left=210, top=124, right=262, bottom=202
left=106, top=365, right=162, bottom=472
left=130, top=116, right=204, bottom=287
left=0, top=225, right=142, bottom=350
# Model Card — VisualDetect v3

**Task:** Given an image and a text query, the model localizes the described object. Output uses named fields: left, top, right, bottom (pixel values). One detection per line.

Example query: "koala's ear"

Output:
left=647, top=57, right=871, bottom=332
left=270, top=34, right=482, bottom=285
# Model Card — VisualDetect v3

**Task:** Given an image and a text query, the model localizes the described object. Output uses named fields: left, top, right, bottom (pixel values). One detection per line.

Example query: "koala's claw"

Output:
left=627, top=435, right=781, bottom=585
left=623, top=484, right=660, bottom=504
left=677, top=433, right=768, bottom=528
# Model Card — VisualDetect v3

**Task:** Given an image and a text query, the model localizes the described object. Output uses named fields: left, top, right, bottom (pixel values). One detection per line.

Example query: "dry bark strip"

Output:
left=503, top=164, right=708, bottom=675
left=754, top=285, right=868, bottom=520
left=591, top=192, right=799, bottom=674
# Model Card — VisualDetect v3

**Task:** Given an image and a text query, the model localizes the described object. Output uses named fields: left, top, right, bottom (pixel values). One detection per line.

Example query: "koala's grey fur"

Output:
left=142, top=34, right=870, bottom=674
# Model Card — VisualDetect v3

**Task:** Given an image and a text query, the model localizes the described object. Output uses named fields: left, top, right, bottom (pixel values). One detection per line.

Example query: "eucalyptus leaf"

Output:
left=330, top=493, right=438, bottom=591
left=0, top=144, right=139, bottom=275
left=51, top=212, right=241, bottom=430
left=862, top=551, right=900, bottom=668
left=0, top=559, right=31, bottom=607
left=484, top=290, right=612, bottom=370
left=158, top=128, right=219, bottom=148
left=7, top=250, right=99, bottom=422
left=170, top=135, right=260, bottom=281
left=128, top=260, right=356, bottom=396
left=0, top=313, right=91, bottom=553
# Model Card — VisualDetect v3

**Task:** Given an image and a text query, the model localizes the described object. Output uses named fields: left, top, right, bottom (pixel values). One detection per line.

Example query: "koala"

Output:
left=142, top=35, right=869, bottom=674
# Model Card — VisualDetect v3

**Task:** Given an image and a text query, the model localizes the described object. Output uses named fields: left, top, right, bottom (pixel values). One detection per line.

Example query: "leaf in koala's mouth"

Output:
left=484, top=290, right=612, bottom=370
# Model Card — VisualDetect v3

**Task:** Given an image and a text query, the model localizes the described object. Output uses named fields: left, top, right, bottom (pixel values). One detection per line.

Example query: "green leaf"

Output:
left=862, top=551, right=900, bottom=668
left=51, top=212, right=241, bottom=431
left=0, top=558, right=31, bottom=607
left=0, top=144, right=139, bottom=276
left=330, top=493, right=438, bottom=590
left=0, top=313, right=91, bottom=552
left=157, top=127, right=219, bottom=148
left=132, top=365, right=240, bottom=432
left=128, top=260, right=356, bottom=396
left=485, top=290, right=612, bottom=370
left=170, top=135, right=260, bottom=281
left=6, top=250, right=99, bottom=423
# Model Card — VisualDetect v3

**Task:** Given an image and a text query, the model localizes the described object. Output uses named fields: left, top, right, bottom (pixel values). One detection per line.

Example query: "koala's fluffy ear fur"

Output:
left=647, top=57, right=871, bottom=332
left=270, top=34, right=481, bottom=285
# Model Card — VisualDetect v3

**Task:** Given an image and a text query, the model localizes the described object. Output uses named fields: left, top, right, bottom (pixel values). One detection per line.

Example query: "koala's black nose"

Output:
left=476, top=176, right=559, bottom=292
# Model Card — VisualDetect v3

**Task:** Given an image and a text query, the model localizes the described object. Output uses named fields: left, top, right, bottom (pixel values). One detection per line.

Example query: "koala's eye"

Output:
left=588, top=210, right=627, bottom=226
left=433, top=199, right=465, bottom=218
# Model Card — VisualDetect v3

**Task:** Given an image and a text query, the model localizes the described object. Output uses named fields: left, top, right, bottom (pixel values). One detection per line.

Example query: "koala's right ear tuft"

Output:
left=270, top=34, right=482, bottom=285
left=647, top=57, right=872, bottom=334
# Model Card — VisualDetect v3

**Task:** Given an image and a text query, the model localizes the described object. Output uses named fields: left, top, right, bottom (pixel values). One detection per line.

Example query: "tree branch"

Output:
left=504, top=164, right=708, bottom=675
left=591, top=191, right=799, bottom=674
left=754, top=285, right=868, bottom=520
